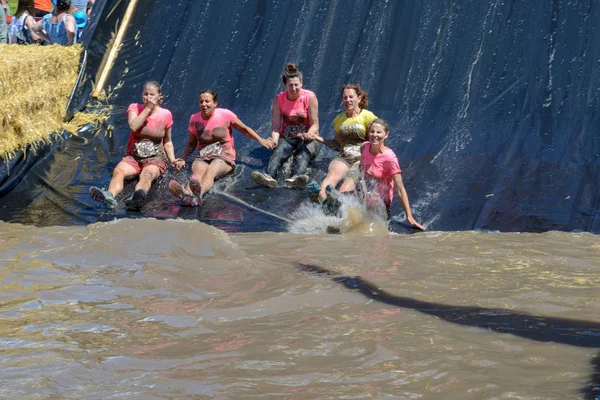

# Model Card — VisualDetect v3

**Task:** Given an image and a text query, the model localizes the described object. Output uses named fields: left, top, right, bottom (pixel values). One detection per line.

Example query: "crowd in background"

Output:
left=0, top=0, right=94, bottom=45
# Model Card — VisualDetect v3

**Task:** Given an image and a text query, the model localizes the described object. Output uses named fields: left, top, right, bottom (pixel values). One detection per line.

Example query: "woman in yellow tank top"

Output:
left=306, top=83, right=377, bottom=202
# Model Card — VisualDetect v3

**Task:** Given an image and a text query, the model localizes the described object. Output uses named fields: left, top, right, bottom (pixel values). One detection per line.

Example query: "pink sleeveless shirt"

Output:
left=276, top=88, right=318, bottom=136
left=360, top=142, right=402, bottom=207
left=126, top=104, right=173, bottom=155
left=188, top=108, right=238, bottom=165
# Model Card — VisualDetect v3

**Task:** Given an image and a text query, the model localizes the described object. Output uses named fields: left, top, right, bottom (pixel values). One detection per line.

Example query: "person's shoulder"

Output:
left=333, top=112, right=346, bottom=122
left=275, top=91, right=286, bottom=100
left=159, top=107, right=173, bottom=127
left=383, top=150, right=401, bottom=172
left=189, top=111, right=202, bottom=121
left=302, top=88, right=316, bottom=99
left=215, top=107, right=231, bottom=115
left=357, top=110, right=377, bottom=126
left=362, top=109, right=377, bottom=119
left=159, top=107, right=173, bottom=117
left=64, top=13, right=77, bottom=27
left=382, top=147, right=398, bottom=160
left=217, top=108, right=237, bottom=120
left=127, top=103, right=142, bottom=113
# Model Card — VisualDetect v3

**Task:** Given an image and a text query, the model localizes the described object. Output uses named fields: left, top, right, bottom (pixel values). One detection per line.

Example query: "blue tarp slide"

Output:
left=1, top=0, right=598, bottom=232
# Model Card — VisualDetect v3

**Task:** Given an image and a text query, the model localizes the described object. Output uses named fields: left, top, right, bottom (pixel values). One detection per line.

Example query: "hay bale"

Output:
left=64, top=109, right=112, bottom=134
left=0, top=44, right=82, bottom=161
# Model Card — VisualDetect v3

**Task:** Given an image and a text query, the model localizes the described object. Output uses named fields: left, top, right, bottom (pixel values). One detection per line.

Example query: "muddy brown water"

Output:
left=0, top=218, right=598, bottom=399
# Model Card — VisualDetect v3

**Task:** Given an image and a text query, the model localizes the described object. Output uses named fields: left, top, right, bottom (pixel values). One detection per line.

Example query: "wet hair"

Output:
left=282, top=63, right=303, bottom=85
left=368, top=119, right=390, bottom=142
left=342, top=83, right=369, bottom=109
left=55, top=0, right=72, bottom=13
left=199, top=89, right=219, bottom=103
left=143, top=81, right=163, bottom=104
left=15, top=0, right=35, bottom=18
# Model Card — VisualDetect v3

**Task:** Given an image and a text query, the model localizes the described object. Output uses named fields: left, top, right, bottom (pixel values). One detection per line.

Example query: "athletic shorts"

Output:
left=334, top=144, right=362, bottom=165
left=121, top=148, right=168, bottom=175
left=193, top=154, right=236, bottom=171
left=339, top=160, right=361, bottom=181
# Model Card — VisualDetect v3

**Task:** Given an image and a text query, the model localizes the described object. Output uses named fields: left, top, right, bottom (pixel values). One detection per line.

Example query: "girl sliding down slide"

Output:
left=169, top=89, right=271, bottom=206
left=89, top=81, right=179, bottom=210
left=307, top=119, right=425, bottom=231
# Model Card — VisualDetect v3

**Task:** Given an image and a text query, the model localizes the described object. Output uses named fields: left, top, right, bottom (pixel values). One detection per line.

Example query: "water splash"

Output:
left=287, top=192, right=388, bottom=236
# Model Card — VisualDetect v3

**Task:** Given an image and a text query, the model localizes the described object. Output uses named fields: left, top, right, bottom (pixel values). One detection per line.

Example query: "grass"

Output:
left=7, top=0, right=16, bottom=15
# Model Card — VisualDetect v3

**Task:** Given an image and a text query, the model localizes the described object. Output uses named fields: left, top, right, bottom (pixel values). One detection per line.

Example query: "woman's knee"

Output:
left=295, top=147, right=318, bottom=166
left=113, top=165, right=134, bottom=179
left=210, top=161, right=233, bottom=179
left=328, top=160, right=349, bottom=175
left=339, top=179, right=356, bottom=193
left=302, top=140, right=320, bottom=157
left=140, top=166, right=160, bottom=182
left=198, top=160, right=229, bottom=181
left=272, top=145, right=290, bottom=161
left=192, top=161, right=209, bottom=177
left=296, top=147, right=314, bottom=162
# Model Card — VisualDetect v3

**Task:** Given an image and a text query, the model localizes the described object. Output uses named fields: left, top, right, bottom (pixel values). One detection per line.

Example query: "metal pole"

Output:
left=91, top=0, right=140, bottom=98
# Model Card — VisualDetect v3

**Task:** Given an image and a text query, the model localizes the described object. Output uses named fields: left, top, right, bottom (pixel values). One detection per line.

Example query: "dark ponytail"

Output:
left=282, top=63, right=303, bottom=84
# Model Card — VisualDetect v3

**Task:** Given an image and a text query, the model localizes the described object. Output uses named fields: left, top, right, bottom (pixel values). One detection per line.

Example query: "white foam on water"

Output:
left=287, top=193, right=389, bottom=236
left=286, top=202, right=339, bottom=234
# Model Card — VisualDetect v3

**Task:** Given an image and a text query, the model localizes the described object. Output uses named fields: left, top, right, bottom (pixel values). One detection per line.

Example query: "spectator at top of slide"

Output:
left=0, top=0, right=8, bottom=44
left=53, top=0, right=94, bottom=13
left=70, top=0, right=87, bottom=12
left=9, top=0, right=44, bottom=44
left=32, top=0, right=77, bottom=45
left=34, top=0, right=52, bottom=17
left=73, top=9, right=85, bottom=41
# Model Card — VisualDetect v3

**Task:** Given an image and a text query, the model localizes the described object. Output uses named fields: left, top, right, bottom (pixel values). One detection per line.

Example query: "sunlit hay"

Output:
left=63, top=105, right=114, bottom=136
left=0, top=44, right=82, bottom=161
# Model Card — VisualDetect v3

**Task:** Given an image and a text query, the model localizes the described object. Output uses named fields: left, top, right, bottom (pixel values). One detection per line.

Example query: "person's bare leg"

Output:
left=189, top=160, right=210, bottom=194
left=135, top=164, right=161, bottom=192
left=196, top=159, right=233, bottom=196
left=319, top=160, right=349, bottom=199
left=338, top=178, right=356, bottom=194
left=108, top=161, right=138, bottom=197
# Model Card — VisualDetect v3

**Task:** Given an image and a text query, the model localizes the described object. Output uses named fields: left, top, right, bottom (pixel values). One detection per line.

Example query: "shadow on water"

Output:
left=298, top=263, right=600, bottom=399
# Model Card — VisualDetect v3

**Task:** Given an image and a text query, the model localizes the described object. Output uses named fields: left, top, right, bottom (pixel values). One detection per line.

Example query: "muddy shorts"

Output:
left=122, top=147, right=168, bottom=175
left=333, top=144, right=362, bottom=167
left=194, top=142, right=236, bottom=169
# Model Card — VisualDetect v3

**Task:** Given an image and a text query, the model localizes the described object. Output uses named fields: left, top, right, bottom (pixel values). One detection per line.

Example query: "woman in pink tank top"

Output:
left=89, top=81, right=179, bottom=210
left=319, top=119, right=425, bottom=230
left=251, top=63, right=321, bottom=189
left=168, top=89, right=270, bottom=206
